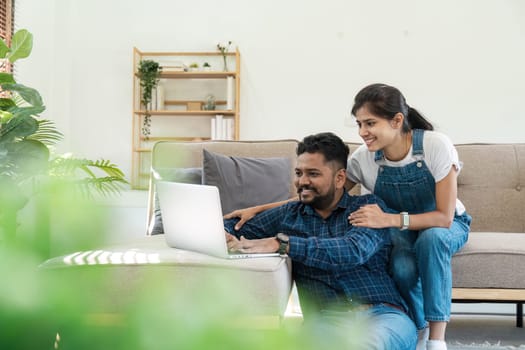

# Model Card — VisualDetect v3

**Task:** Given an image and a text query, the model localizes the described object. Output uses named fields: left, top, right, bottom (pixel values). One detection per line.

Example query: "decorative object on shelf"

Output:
left=189, top=62, right=199, bottom=71
left=162, top=61, right=186, bottom=72
left=217, top=41, right=232, bottom=71
left=203, top=94, right=216, bottom=110
left=203, top=62, right=211, bottom=71
left=187, top=101, right=203, bottom=110
left=137, top=59, right=162, bottom=139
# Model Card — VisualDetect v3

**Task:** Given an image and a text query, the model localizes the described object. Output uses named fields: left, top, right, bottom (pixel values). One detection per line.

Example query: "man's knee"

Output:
left=390, top=250, right=418, bottom=286
left=369, top=310, right=417, bottom=350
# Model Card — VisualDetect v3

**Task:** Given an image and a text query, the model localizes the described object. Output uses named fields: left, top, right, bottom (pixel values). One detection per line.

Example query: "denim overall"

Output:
left=373, top=129, right=471, bottom=329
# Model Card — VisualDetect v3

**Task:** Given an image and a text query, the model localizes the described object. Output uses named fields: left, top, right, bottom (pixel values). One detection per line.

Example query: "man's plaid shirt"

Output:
left=224, top=192, right=406, bottom=318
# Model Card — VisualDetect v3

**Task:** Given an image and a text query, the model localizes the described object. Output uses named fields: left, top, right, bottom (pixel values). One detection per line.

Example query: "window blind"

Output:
left=0, top=0, right=13, bottom=45
left=0, top=0, right=12, bottom=75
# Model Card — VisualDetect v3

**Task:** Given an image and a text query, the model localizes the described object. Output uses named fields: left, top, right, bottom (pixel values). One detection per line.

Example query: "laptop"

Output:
left=156, top=181, right=281, bottom=259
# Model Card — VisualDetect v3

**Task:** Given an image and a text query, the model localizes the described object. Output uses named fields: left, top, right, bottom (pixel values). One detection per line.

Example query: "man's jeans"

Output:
left=304, top=303, right=417, bottom=350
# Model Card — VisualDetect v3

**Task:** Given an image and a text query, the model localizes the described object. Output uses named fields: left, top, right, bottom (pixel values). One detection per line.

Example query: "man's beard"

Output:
left=297, top=185, right=336, bottom=210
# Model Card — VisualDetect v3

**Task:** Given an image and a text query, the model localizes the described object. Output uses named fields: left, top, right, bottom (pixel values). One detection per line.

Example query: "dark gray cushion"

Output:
left=150, top=167, right=202, bottom=235
left=202, top=149, right=292, bottom=215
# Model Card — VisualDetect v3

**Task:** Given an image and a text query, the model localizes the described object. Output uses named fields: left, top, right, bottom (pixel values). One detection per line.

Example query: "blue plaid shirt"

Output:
left=224, top=192, right=406, bottom=318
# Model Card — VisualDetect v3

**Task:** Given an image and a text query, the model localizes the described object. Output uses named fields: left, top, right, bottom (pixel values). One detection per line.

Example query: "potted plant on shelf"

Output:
left=202, top=62, right=211, bottom=71
left=137, top=59, right=162, bottom=138
left=217, top=41, right=232, bottom=71
left=189, top=62, right=199, bottom=72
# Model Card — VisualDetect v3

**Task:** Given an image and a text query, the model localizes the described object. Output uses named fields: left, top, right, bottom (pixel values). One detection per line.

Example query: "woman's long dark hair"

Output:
left=351, top=83, right=433, bottom=132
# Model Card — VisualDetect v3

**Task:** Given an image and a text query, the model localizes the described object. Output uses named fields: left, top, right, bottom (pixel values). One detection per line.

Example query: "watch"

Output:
left=276, top=233, right=290, bottom=255
left=400, top=212, right=410, bottom=230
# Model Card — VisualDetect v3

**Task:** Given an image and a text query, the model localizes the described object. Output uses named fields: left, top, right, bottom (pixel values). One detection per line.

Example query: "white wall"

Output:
left=15, top=0, right=525, bottom=182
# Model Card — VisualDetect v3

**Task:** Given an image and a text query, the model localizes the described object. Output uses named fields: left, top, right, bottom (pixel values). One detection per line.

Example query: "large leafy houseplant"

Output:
left=0, top=29, right=127, bottom=243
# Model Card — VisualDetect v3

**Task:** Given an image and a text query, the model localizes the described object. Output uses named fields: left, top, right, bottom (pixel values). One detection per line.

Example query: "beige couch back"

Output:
left=343, top=143, right=525, bottom=233
left=151, top=140, right=525, bottom=233
left=455, top=144, right=525, bottom=233
left=151, top=140, right=300, bottom=198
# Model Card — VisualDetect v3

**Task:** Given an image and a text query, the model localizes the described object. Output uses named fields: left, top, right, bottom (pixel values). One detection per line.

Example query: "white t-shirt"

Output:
left=347, top=130, right=466, bottom=214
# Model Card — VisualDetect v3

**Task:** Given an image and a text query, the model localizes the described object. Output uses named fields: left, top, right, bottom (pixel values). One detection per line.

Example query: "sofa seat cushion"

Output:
left=40, top=235, right=293, bottom=317
left=452, top=232, right=525, bottom=289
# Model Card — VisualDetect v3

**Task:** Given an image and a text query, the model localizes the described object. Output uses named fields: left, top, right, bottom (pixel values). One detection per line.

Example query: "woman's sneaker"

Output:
left=427, top=340, right=447, bottom=350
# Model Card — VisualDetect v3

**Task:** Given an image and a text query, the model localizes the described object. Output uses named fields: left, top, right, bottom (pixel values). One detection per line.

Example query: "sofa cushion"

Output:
left=452, top=232, right=525, bottom=289
left=202, top=149, right=292, bottom=215
left=149, top=167, right=202, bottom=235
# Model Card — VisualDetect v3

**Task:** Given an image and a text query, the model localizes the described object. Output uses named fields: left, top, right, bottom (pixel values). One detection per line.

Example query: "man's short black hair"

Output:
left=297, top=132, right=349, bottom=170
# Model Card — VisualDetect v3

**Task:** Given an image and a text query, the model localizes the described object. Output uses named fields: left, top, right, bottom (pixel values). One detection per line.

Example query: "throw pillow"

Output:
left=149, top=167, right=202, bottom=235
left=202, top=149, right=292, bottom=215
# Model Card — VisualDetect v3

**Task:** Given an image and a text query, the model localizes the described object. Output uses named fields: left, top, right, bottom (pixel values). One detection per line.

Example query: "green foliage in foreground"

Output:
left=0, top=187, right=364, bottom=349
left=0, top=178, right=366, bottom=349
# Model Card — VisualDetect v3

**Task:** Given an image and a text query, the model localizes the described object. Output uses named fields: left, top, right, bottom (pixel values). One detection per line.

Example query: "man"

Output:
left=224, top=132, right=416, bottom=350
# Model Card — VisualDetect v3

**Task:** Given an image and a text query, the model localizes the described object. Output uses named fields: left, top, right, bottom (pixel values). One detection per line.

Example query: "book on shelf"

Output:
left=226, top=76, right=234, bottom=110
left=148, top=83, right=164, bottom=111
left=210, top=115, right=234, bottom=140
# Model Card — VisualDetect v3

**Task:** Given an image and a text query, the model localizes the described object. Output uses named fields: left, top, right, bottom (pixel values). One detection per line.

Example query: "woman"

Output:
left=345, top=83, right=471, bottom=350
left=225, top=83, right=471, bottom=350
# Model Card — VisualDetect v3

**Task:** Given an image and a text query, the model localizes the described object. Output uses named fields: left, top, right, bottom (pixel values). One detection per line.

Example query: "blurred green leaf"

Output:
left=49, top=157, right=128, bottom=197
left=1, top=83, right=44, bottom=108
left=28, top=119, right=63, bottom=145
left=6, top=139, right=49, bottom=173
left=0, top=39, right=9, bottom=59
left=8, top=105, right=46, bottom=117
left=0, top=175, right=28, bottom=212
left=7, top=29, right=33, bottom=63
left=0, top=72, right=15, bottom=84
left=0, top=98, right=17, bottom=110
left=0, top=114, right=39, bottom=142
left=0, top=110, right=13, bottom=123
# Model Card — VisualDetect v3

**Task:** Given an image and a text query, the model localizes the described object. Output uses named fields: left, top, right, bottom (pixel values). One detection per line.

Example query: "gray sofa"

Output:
left=41, top=140, right=525, bottom=327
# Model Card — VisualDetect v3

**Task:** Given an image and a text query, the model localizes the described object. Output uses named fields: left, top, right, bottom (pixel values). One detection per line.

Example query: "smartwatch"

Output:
left=400, top=212, right=410, bottom=230
left=276, top=233, right=290, bottom=255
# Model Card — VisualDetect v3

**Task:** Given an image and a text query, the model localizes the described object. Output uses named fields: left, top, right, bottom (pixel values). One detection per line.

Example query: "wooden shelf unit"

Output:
left=131, top=47, right=241, bottom=189
left=133, top=110, right=236, bottom=116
